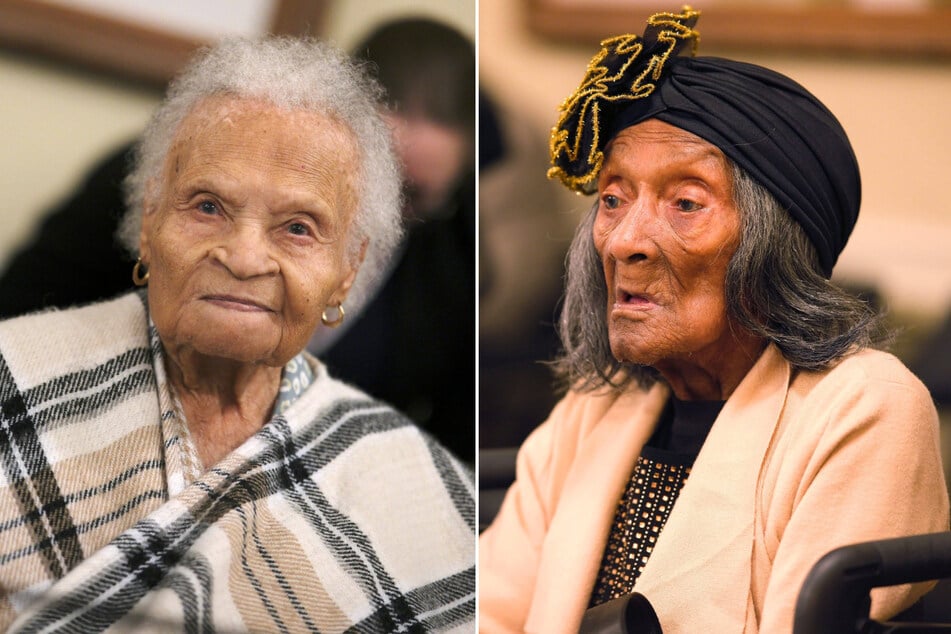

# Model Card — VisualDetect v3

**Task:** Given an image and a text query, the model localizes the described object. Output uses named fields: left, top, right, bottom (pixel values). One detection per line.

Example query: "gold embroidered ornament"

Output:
left=547, top=7, right=700, bottom=194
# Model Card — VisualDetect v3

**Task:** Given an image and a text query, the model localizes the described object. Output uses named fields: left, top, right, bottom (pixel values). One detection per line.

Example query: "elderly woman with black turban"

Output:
left=479, top=9, right=948, bottom=634
left=0, top=38, right=474, bottom=632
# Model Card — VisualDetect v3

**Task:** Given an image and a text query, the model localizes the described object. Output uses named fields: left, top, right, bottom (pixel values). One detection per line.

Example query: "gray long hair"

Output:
left=554, top=162, right=884, bottom=393
left=118, top=37, right=403, bottom=313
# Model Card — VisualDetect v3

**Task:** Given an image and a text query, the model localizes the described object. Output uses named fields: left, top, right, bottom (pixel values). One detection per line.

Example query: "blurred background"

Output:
left=478, top=0, right=951, bottom=492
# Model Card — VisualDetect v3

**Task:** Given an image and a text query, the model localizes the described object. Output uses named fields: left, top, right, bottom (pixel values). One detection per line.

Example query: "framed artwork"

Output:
left=0, top=0, right=329, bottom=85
left=526, top=0, right=951, bottom=57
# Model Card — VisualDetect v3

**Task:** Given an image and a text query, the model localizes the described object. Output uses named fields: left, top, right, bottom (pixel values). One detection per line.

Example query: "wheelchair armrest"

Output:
left=794, top=531, right=951, bottom=634
left=580, top=593, right=663, bottom=634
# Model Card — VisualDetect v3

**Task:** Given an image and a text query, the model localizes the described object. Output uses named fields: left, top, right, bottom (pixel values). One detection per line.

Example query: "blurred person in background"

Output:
left=479, top=9, right=948, bottom=633
left=318, top=17, right=475, bottom=462
left=0, top=36, right=474, bottom=631
left=479, top=89, right=580, bottom=450
left=0, top=16, right=476, bottom=464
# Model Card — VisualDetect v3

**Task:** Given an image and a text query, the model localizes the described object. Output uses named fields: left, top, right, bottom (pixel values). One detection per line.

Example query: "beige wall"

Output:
left=326, top=0, right=473, bottom=50
left=0, top=56, right=159, bottom=268
left=0, top=0, right=474, bottom=271
left=480, top=0, right=951, bottom=321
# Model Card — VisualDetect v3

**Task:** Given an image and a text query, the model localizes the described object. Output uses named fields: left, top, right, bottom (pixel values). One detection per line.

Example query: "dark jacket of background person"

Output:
left=0, top=144, right=136, bottom=316
left=320, top=177, right=475, bottom=461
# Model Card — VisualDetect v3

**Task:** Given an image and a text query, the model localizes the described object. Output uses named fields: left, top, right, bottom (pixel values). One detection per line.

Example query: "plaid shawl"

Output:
left=0, top=292, right=475, bottom=632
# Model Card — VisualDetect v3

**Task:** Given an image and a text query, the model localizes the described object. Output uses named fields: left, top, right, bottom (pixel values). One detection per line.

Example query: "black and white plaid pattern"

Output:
left=0, top=293, right=474, bottom=632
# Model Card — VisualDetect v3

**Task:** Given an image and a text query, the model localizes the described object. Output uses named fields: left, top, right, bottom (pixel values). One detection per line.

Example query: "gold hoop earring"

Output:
left=321, top=304, right=345, bottom=328
left=132, top=258, right=149, bottom=286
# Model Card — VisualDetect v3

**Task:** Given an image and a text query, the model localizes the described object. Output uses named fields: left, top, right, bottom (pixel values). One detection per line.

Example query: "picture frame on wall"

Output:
left=0, top=0, right=329, bottom=85
left=526, top=0, right=951, bottom=58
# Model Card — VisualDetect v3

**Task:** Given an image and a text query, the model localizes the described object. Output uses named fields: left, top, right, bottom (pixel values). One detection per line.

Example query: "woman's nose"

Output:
left=210, top=222, right=279, bottom=279
left=605, top=200, right=656, bottom=264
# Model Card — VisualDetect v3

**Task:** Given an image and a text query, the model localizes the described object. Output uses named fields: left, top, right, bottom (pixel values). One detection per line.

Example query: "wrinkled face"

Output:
left=594, top=119, right=742, bottom=372
left=140, top=96, right=362, bottom=367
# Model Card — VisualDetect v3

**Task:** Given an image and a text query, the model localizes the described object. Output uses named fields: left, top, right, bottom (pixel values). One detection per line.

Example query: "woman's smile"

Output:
left=201, top=294, right=274, bottom=312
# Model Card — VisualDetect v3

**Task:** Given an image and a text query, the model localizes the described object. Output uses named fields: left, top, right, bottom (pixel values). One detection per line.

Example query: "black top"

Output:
left=589, top=396, right=724, bottom=606
left=649, top=396, right=726, bottom=455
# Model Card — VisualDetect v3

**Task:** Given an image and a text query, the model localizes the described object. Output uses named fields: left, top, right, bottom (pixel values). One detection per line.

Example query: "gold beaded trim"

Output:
left=547, top=7, right=701, bottom=194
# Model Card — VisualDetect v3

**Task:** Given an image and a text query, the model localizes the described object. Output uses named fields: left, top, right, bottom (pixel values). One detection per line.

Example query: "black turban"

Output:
left=549, top=9, right=861, bottom=277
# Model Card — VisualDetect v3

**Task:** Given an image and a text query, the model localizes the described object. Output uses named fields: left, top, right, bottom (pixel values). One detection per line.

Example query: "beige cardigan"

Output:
left=479, top=345, right=949, bottom=633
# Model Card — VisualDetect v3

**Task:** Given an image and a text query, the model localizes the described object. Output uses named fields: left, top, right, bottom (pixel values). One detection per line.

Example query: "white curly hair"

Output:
left=118, top=36, right=403, bottom=313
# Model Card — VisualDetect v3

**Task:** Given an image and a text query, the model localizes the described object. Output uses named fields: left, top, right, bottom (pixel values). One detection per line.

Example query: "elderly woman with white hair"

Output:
left=0, top=38, right=474, bottom=632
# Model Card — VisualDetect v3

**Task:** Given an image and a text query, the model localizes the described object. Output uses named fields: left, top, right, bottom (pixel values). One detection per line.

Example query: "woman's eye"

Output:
left=602, top=194, right=621, bottom=210
left=287, top=222, right=310, bottom=236
left=197, top=200, right=218, bottom=215
left=675, top=198, right=703, bottom=212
